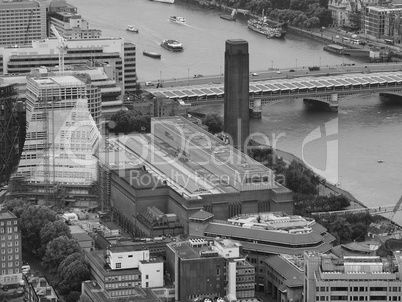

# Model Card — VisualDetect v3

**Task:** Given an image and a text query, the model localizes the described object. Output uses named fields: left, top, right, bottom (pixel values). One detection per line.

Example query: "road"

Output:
left=145, top=62, right=402, bottom=89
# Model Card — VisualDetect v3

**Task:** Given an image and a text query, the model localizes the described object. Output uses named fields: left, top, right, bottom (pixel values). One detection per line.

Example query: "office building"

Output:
left=263, top=254, right=304, bottom=302
left=83, top=245, right=164, bottom=300
left=16, top=75, right=100, bottom=202
left=190, top=211, right=335, bottom=294
left=304, top=251, right=402, bottom=302
left=48, top=0, right=101, bottom=39
left=364, top=6, right=402, bottom=41
left=224, top=39, right=250, bottom=150
left=0, top=0, right=46, bottom=46
left=0, top=211, right=22, bottom=286
left=0, top=84, right=21, bottom=186
left=0, top=37, right=137, bottom=95
left=166, top=238, right=254, bottom=301
left=102, top=116, right=292, bottom=236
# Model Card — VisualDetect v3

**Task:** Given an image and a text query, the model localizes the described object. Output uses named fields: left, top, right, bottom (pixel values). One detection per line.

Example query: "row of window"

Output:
left=1, top=254, right=19, bottom=261
left=0, top=227, right=18, bottom=233
left=0, top=221, right=17, bottom=226
left=316, top=296, right=400, bottom=301
left=0, top=241, right=19, bottom=247
left=1, top=261, right=19, bottom=268
left=1, top=248, right=19, bottom=254
left=317, top=286, right=402, bottom=292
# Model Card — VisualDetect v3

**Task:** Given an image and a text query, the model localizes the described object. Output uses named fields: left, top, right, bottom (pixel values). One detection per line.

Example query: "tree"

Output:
left=57, top=254, right=90, bottom=294
left=39, top=220, right=72, bottom=256
left=64, top=292, right=81, bottom=302
left=19, top=205, right=57, bottom=252
left=202, top=113, right=224, bottom=134
left=42, top=236, right=81, bottom=273
left=328, top=217, right=353, bottom=245
left=2, top=198, right=26, bottom=218
left=110, top=109, right=151, bottom=134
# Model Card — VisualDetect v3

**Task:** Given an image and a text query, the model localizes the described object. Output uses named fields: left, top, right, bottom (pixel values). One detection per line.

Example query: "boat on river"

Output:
left=219, top=9, right=237, bottom=21
left=149, top=0, right=174, bottom=4
left=126, top=25, right=139, bottom=33
left=247, top=10, right=287, bottom=39
left=143, top=50, right=161, bottom=59
left=169, top=16, right=186, bottom=25
left=160, top=39, right=183, bottom=52
left=323, top=44, right=345, bottom=55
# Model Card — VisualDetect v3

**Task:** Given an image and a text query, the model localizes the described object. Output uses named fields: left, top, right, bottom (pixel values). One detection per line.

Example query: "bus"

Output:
left=384, top=39, right=394, bottom=45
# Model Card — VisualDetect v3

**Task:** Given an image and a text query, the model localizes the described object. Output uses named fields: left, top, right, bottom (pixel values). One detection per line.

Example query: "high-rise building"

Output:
left=16, top=75, right=100, bottom=202
left=224, top=39, right=250, bottom=151
left=0, top=84, right=22, bottom=186
left=0, top=0, right=47, bottom=46
left=304, top=251, right=402, bottom=302
left=0, top=211, right=22, bottom=286
left=0, top=37, right=137, bottom=95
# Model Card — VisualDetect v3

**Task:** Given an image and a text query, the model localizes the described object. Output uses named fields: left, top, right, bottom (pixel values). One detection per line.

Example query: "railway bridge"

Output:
left=147, top=70, right=402, bottom=118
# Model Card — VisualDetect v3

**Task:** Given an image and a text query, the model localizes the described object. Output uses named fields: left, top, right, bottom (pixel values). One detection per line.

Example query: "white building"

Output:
left=138, top=260, right=164, bottom=288
left=16, top=75, right=100, bottom=188
left=107, top=246, right=150, bottom=270
left=0, top=37, right=137, bottom=95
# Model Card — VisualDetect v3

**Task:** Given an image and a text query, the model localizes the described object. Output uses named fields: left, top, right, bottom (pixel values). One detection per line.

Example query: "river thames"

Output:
left=69, top=0, right=402, bottom=224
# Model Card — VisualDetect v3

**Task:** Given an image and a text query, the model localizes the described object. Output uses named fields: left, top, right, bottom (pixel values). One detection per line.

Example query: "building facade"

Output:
left=16, top=75, right=100, bottom=201
left=0, top=84, right=21, bottom=186
left=0, top=211, right=22, bottom=286
left=0, top=0, right=46, bottom=46
left=23, top=274, right=59, bottom=302
left=166, top=238, right=254, bottom=302
left=364, top=5, right=402, bottom=41
left=0, top=37, right=136, bottom=95
left=304, top=251, right=402, bottom=302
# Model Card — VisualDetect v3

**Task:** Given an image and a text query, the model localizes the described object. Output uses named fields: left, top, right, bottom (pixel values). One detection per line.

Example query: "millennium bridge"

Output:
left=146, top=70, right=402, bottom=117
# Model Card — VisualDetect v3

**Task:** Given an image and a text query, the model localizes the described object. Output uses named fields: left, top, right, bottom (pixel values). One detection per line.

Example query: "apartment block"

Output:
left=23, top=274, right=59, bottom=302
left=0, top=0, right=46, bottom=46
left=0, top=211, right=22, bottom=286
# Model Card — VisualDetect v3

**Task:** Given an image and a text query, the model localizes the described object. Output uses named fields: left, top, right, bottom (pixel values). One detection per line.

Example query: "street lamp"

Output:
left=187, top=68, right=189, bottom=85
left=271, top=60, right=273, bottom=70
left=319, top=56, right=321, bottom=67
left=296, top=59, right=298, bottom=70
left=160, top=71, right=162, bottom=83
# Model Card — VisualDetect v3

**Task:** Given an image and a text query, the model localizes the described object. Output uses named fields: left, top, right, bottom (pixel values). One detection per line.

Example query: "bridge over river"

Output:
left=146, top=69, right=402, bottom=118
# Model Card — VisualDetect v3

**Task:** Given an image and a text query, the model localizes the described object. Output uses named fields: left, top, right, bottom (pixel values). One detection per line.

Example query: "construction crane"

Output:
left=24, top=10, right=33, bottom=44
left=389, top=194, right=402, bottom=222
left=50, top=25, right=67, bottom=72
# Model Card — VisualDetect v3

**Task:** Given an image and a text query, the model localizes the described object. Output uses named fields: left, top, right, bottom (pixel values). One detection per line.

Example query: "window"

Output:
left=145, top=282, right=149, bottom=288
left=116, top=263, right=121, bottom=269
left=146, top=275, right=149, bottom=280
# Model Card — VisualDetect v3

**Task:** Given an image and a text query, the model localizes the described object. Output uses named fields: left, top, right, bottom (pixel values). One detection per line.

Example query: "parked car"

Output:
left=289, top=69, right=295, bottom=72
left=144, top=81, right=154, bottom=86
left=251, top=72, right=259, bottom=76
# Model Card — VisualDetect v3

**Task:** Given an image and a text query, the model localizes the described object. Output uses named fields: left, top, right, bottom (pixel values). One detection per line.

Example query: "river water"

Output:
left=68, top=0, right=402, bottom=225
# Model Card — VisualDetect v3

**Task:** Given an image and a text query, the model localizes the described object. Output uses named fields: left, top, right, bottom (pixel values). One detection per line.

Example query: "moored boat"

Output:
left=126, top=25, right=139, bottom=33
left=169, top=16, right=186, bottom=25
left=149, top=0, right=174, bottom=4
left=143, top=50, right=161, bottom=59
left=160, top=39, right=183, bottom=52
left=219, top=9, right=237, bottom=21
left=247, top=10, right=287, bottom=39
left=323, top=44, right=345, bottom=55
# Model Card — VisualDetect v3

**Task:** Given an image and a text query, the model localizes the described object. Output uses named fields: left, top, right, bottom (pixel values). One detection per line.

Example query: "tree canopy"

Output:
left=42, top=236, right=81, bottom=273
left=19, top=205, right=58, bottom=252
left=202, top=113, right=224, bottom=134
left=39, top=220, right=72, bottom=257
left=109, top=109, right=151, bottom=134
left=56, top=252, right=90, bottom=295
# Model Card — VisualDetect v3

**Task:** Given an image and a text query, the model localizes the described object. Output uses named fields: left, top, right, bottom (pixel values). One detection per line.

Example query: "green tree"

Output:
left=110, top=109, right=151, bottom=134
left=2, top=198, right=26, bottom=218
left=57, top=253, right=90, bottom=294
left=64, top=292, right=81, bottom=302
left=42, top=236, right=81, bottom=273
left=19, top=205, right=57, bottom=252
left=328, top=217, right=353, bottom=245
left=39, top=220, right=72, bottom=256
left=202, top=113, right=224, bottom=134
